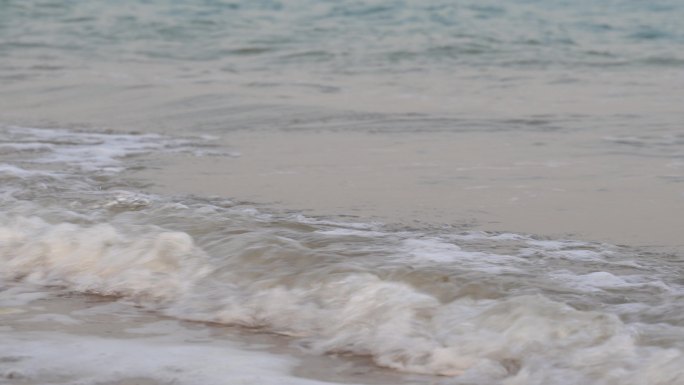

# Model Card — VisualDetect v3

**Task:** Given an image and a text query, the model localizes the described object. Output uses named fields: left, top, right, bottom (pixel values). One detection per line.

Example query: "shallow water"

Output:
left=2, top=126, right=684, bottom=384
left=1, top=1, right=684, bottom=384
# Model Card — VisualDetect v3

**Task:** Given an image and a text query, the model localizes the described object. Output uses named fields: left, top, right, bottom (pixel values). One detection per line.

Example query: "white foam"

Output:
left=70, top=301, right=135, bottom=317
left=291, top=213, right=382, bottom=230
left=0, top=163, right=53, bottom=178
left=0, top=216, right=210, bottom=300
left=549, top=271, right=677, bottom=294
left=448, top=231, right=532, bottom=242
left=4, top=215, right=684, bottom=383
left=102, top=191, right=154, bottom=210
left=549, top=271, right=630, bottom=293
left=0, top=125, right=229, bottom=174
left=124, top=320, right=206, bottom=335
left=549, top=249, right=605, bottom=261
left=0, top=286, right=50, bottom=307
left=0, top=142, right=54, bottom=152
left=400, top=238, right=525, bottom=273
left=1, top=126, right=163, bottom=173
left=0, top=331, right=344, bottom=385
left=315, top=228, right=389, bottom=237
left=526, top=239, right=589, bottom=250
left=25, top=313, right=81, bottom=325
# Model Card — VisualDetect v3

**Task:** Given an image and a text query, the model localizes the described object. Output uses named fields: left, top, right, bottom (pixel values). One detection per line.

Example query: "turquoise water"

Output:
left=2, top=0, right=682, bottom=134
left=2, top=0, right=684, bottom=73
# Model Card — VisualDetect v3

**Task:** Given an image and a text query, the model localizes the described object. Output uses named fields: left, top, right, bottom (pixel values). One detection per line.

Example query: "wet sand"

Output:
left=132, top=129, right=684, bottom=253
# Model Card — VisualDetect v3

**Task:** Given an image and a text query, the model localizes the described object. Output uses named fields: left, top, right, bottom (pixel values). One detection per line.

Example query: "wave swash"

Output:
left=1, top=126, right=684, bottom=385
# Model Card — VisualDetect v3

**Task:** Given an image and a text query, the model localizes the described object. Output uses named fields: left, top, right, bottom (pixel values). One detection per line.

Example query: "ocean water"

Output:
left=2, top=1, right=684, bottom=385
left=3, top=0, right=684, bottom=70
